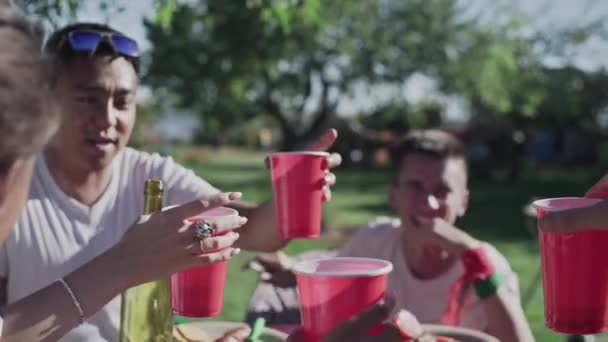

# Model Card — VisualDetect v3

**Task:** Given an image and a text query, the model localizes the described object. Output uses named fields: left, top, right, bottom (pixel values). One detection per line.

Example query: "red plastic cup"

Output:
left=169, top=206, right=238, bottom=317
left=268, top=152, right=329, bottom=239
left=533, top=197, right=608, bottom=334
left=293, top=257, right=393, bottom=342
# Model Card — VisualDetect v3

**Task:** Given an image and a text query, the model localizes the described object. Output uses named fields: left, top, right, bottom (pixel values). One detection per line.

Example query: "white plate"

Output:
left=174, top=321, right=288, bottom=342
left=174, top=321, right=497, bottom=342
left=423, top=324, right=499, bottom=342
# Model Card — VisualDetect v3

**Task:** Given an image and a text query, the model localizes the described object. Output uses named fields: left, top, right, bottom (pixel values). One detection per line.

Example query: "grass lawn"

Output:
left=171, top=145, right=607, bottom=341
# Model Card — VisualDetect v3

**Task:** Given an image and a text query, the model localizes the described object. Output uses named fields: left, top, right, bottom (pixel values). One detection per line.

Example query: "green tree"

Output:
left=438, top=6, right=608, bottom=123
left=13, top=0, right=608, bottom=150
left=143, top=0, right=480, bottom=149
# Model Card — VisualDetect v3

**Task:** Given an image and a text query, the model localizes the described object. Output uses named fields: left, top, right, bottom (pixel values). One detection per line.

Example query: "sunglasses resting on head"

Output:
left=59, top=29, right=139, bottom=58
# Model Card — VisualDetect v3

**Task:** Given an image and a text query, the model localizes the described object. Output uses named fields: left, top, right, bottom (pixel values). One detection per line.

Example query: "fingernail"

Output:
left=232, top=232, right=240, bottom=240
left=201, top=200, right=209, bottom=207
left=232, top=248, right=241, bottom=255
left=240, top=217, right=248, bottom=225
left=230, top=192, right=243, bottom=199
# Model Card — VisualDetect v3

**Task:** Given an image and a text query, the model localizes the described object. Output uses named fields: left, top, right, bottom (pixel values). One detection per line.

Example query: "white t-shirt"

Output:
left=338, top=217, right=521, bottom=331
left=0, top=148, right=219, bottom=342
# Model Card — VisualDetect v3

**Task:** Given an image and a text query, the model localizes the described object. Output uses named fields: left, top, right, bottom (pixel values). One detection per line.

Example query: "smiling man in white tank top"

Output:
left=338, top=130, right=534, bottom=341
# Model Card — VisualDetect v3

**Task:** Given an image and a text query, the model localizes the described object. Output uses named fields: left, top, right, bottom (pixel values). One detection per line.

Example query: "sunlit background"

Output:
left=11, top=1, right=608, bottom=340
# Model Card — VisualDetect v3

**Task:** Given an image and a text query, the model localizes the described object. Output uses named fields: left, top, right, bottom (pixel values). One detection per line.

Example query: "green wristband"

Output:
left=474, top=271, right=502, bottom=299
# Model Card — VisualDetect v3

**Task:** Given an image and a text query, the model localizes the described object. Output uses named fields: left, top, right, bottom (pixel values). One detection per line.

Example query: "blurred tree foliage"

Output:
left=143, top=0, right=482, bottom=149
left=13, top=0, right=608, bottom=149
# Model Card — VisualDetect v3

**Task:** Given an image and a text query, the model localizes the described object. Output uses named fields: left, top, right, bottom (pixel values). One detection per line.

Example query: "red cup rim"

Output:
left=174, top=206, right=239, bottom=225
left=188, top=206, right=238, bottom=219
left=163, top=206, right=238, bottom=216
left=292, top=257, right=393, bottom=277
left=532, top=197, right=602, bottom=212
left=268, top=151, right=330, bottom=157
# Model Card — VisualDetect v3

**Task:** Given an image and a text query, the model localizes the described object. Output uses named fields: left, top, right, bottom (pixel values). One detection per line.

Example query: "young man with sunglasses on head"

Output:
left=0, top=7, right=244, bottom=342
left=0, top=23, right=341, bottom=341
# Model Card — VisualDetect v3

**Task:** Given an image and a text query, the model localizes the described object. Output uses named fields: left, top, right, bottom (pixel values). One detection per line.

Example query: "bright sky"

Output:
left=493, top=0, right=608, bottom=71
left=71, top=0, right=608, bottom=131
left=74, top=0, right=608, bottom=70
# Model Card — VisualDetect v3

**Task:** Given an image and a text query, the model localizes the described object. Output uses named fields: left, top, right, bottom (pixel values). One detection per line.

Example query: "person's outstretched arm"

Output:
left=0, top=193, right=245, bottom=342
left=232, top=129, right=341, bottom=253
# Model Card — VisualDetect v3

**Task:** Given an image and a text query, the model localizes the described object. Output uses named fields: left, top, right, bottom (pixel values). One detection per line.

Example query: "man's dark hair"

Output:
left=44, top=22, right=140, bottom=79
left=0, top=5, right=59, bottom=172
left=391, top=129, right=468, bottom=182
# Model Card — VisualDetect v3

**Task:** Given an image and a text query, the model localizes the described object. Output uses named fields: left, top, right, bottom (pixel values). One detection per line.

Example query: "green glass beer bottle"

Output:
left=120, top=179, right=173, bottom=342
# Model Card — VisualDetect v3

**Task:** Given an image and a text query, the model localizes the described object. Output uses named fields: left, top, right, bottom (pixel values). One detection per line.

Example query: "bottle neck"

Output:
left=143, top=195, right=163, bottom=214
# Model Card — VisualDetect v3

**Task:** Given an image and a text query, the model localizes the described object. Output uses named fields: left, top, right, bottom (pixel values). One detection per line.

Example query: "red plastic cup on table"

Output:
left=533, top=197, right=608, bottom=334
left=268, top=152, right=329, bottom=239
left=293, top=257, right=393, bottom=342
left=169, top=206, right=238, bottom=317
